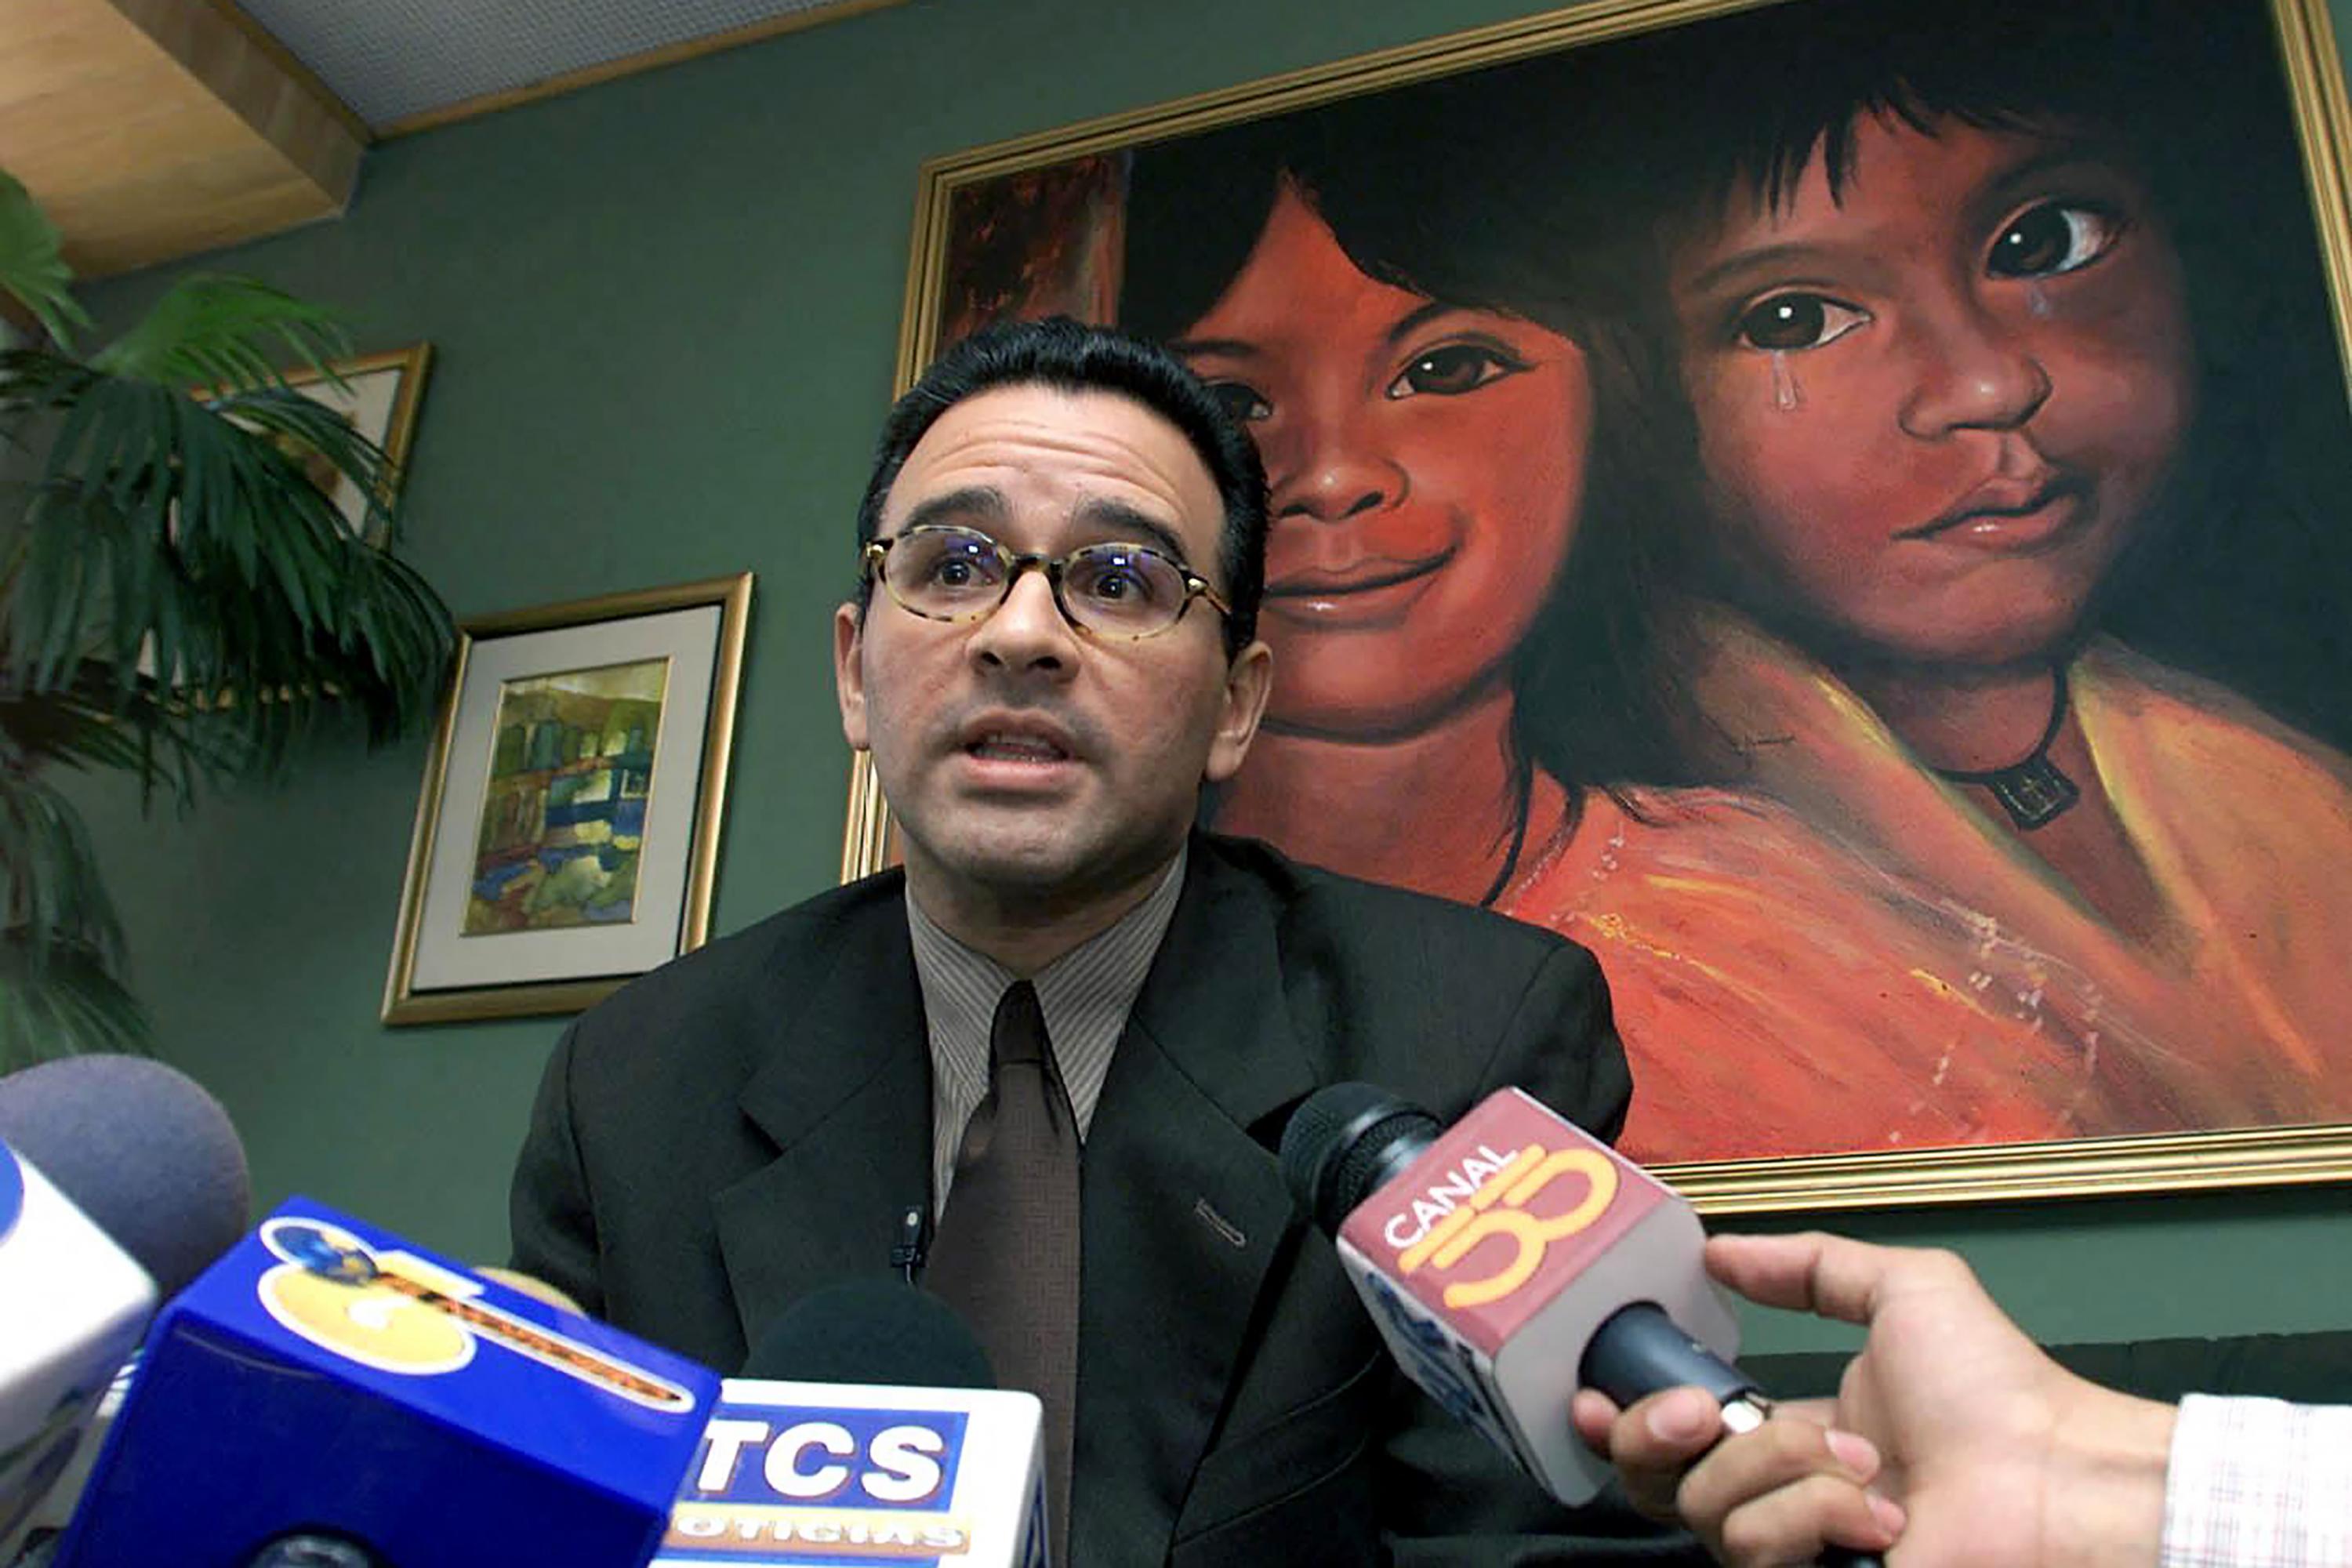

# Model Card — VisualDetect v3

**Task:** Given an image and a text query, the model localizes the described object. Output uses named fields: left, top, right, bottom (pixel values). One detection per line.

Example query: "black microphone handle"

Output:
left=243, top=1532, right=387, bottom=1568
left=1582, top=1305, right=1885, bottom=1568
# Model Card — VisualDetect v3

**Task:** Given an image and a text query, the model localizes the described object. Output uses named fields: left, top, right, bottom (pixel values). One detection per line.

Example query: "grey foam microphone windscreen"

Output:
left=0, top=1054, right=251, bottom=1295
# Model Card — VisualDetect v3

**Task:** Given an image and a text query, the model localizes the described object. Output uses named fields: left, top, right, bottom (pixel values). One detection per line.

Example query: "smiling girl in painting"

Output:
left=1116, top=89, right=1686, bottom=909
left=1563, top=0, right=2352, bottom=1142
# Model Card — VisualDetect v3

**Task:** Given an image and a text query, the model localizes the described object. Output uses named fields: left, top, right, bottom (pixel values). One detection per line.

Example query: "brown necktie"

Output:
left=924, top=980, right=1079, bottom=1563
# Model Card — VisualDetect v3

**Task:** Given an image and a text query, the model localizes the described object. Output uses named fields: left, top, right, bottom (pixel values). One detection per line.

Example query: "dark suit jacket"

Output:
left=512, top=834, right=1699, bottom=1564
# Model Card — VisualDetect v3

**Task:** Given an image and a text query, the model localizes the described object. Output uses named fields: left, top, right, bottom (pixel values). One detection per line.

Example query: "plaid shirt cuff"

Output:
left=2161, top=1394, right=2352, bottom=1568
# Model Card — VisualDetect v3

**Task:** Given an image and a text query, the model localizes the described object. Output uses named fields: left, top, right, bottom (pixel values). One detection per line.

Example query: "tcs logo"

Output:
left=1394, top=1144, right=1617, bottom=1309
left=691, top=1408, right=967, bottom=1508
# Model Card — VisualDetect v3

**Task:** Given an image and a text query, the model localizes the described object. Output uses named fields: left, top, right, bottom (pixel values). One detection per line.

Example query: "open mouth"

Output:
left=965, top=731, right=1070, bottom=763
left=956, top=710, right=1080, bottom=768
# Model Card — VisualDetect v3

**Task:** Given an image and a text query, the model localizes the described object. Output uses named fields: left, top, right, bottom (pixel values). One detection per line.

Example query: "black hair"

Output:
left=1623, top=0, right=2187, bottom=226
left=855, top=316, right=1269, bottom=656
left=1120, top=71, right=1635, bottom=354
left=1119, top=70, right=1719, bottom=866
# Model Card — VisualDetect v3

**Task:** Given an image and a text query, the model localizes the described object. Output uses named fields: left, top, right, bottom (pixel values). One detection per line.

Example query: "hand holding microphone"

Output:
left=1280, top=1083, right=1886, bottom=1567
left=1577, top=1232, right=2177, bottom=1568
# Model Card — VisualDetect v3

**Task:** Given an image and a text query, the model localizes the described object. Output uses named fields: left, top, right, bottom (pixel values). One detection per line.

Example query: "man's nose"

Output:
left=968, top=564, right=1078, bottom=676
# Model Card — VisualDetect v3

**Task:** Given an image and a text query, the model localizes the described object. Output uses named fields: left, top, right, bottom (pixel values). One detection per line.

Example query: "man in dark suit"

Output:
left=511, top=318, right=1688, bottom=1563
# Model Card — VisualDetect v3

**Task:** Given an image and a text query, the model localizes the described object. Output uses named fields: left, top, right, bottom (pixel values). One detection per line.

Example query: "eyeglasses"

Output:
left=862, top=524, right=1231, bottom=641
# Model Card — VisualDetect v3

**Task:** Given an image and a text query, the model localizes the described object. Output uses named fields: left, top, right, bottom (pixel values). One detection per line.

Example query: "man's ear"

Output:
left=833, top=602, right=870, bottom=753
left=1203, top=638, right=1273, bottom=786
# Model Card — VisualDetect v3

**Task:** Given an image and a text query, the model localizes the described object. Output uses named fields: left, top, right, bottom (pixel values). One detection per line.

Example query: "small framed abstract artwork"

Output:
left=382, top=573, right=754, bottom=1025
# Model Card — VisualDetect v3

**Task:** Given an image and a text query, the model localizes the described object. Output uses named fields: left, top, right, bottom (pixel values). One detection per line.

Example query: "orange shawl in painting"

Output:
left=1501, top=617, right=2352, bottom=1163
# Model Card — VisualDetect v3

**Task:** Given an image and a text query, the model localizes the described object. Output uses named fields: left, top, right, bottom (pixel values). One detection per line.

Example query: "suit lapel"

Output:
left=1072, top=845, right=1319, bottom=1562
left=708, top=851, right=1323, bottom=1551
left=713, top=885, right=933, bottom=1357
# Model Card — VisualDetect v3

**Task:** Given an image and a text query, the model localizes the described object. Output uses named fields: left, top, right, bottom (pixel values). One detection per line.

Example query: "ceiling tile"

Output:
left=232, top=0, right=866, bottom=128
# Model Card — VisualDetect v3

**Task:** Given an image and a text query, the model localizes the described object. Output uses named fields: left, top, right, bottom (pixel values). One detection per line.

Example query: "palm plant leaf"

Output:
left=0, top=934, right=148, bottom=1073
left=2, top=656, right=253, bottom=806
left=0, top=766, right=125, bottom=968
left=0, top=171, right=91, bottom=349
left=0, top=171, right=456, bottom=1062
left=2, top=282, right=455, bottom=783
left=95, top=273, right=348, bottom=390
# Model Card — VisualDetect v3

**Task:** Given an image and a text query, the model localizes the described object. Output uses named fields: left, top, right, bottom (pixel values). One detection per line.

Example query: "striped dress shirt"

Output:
left=2162, top=1395, right=2352, bottom=1567
left=905, top=848, right=1187, bottom=1217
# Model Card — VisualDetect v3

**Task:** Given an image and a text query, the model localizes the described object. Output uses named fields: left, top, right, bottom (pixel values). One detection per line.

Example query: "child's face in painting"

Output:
left=1171, top=182, right=1591, bottom=736
left=1668, top=113, right=2193, bottom=671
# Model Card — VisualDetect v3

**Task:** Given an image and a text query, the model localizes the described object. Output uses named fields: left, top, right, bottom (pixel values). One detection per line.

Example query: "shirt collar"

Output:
left=906, top=845, right=1189, bottom=1137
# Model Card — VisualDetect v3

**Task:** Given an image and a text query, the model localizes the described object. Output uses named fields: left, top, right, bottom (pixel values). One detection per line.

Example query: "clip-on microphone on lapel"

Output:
left=891, top=1202, right=931, bottom=1284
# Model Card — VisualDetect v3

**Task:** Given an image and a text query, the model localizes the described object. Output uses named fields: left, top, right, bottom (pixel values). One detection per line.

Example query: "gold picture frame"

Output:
left=856, top=0, right=2352, bottom=1212
left=384, top=573, right=753, bottom=1025
left=273, top=343, right=434, bottom=543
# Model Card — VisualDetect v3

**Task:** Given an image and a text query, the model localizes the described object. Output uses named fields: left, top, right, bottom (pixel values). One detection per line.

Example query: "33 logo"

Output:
left=1394, top=1145, right=1617, bottom=1308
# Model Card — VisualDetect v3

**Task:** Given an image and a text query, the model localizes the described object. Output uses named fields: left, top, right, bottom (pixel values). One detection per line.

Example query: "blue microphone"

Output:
left=53, top=1199, right=720, bottom=1567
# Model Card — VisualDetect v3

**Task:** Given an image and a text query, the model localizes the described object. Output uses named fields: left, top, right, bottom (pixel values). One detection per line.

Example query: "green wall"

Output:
left=73, top=0, right=2352, bottom=1358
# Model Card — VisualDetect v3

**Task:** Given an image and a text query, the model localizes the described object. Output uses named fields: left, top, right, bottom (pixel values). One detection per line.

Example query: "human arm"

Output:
left=1573, top=1232, right=2176, bottom=1567
left=506, top=1020, right=608, bottom=1319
